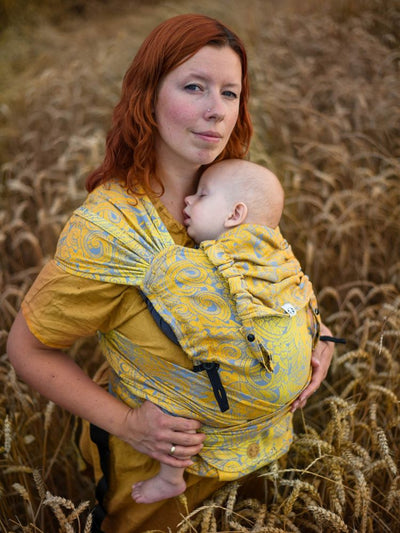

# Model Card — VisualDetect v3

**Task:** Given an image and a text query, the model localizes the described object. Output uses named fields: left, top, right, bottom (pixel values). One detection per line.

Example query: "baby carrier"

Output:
left=55, top=181, right=320, bottom=479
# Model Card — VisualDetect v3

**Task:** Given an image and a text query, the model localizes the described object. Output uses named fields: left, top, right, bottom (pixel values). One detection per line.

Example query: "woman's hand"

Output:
left=8, top=313, right=204, bottom=469
left=291, top=323, right=334, bottom=412
left=122, top=400, right=205, bottom=468
left=8, top=312, right=204, bottom=468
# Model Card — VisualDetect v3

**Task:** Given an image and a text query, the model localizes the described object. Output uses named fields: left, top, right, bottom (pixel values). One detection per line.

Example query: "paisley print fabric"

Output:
left=55, top=181, right=320, bottom=480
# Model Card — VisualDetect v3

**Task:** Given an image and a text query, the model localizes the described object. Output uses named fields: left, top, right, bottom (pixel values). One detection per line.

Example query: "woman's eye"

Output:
left=223, top=90, right=238, bottom=99
left=185, top=83, right=201, bottom=92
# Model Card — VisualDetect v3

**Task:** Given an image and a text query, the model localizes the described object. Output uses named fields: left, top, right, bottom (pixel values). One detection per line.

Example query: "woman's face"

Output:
left=154, top=45, right=242, bottom=176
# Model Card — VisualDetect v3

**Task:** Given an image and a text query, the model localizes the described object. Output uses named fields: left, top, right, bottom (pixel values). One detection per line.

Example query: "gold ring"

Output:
left=169, top=444, right=176, bottom=456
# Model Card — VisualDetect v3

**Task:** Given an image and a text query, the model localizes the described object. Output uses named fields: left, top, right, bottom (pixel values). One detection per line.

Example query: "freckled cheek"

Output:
left=161, top=100, right=196, bottom=130
left=156, top=97, right=182, bottom=131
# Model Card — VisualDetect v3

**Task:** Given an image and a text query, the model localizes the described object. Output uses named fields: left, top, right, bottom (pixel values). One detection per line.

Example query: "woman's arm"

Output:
left=291, top=322, right=334, bottom=412
left=7, top=311, right=204, bottom=467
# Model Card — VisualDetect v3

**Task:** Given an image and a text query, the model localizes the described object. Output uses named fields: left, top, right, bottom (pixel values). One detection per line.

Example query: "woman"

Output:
left=7, top=14, right=334, bottom=532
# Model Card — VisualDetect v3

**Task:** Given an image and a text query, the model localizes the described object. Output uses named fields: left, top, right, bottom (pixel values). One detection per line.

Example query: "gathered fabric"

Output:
left=55, top=181, right=320, bottom=480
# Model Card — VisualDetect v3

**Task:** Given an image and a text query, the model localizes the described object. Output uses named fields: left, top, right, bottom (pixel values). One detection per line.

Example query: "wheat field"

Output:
left=1, top=0, right=399, bottom=531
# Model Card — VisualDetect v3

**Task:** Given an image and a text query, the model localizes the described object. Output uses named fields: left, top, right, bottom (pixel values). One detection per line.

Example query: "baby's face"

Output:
left=183, top=171, right=232, bottom=243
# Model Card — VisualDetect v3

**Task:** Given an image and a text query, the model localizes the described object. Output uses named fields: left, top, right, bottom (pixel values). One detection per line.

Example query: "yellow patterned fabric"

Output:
left=55, top=181, right=320, bottom=480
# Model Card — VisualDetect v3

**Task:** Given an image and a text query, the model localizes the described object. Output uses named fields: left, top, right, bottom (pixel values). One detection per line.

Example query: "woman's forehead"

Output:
left=173, top=45, right=242, bottom=80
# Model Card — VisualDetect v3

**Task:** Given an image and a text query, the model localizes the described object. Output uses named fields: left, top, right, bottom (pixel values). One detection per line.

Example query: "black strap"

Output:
left=320, top=335, right=346, bottom=344
left=89, top=424, right=110, bottom=532
left=139, top=290, right=179, bottom=345
left=193, top=362, right=230, bottom=412
left=140, top=291, right=230, bottom=413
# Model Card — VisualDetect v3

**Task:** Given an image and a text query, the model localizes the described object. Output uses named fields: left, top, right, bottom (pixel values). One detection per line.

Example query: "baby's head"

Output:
left=183, top=159, right=284, bottom=243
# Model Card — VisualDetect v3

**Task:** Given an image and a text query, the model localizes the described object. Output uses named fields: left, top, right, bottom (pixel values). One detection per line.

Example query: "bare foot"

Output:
left=131, top=476, right=187, bottom=504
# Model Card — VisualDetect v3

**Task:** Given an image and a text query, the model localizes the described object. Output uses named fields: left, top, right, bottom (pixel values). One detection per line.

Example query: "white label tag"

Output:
left=282, top=303, right=297, bottom=317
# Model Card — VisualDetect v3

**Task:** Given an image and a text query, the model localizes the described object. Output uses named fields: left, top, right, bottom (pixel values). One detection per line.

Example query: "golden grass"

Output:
left=1, top=0, right=399, bottom=531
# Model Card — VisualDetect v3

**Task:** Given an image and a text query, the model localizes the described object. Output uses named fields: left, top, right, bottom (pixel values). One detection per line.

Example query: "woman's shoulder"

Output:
left=83, top=180, right=146, bottom=214
left=21, top=259, right=135, bottom=349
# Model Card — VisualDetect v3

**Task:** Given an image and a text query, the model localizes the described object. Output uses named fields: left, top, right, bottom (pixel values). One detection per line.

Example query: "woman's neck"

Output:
left=154, top=166, right=200, bottom=224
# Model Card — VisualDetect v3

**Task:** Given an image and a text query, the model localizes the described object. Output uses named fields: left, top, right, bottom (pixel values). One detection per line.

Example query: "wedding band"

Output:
left=169, top=444, right=176, bottom=456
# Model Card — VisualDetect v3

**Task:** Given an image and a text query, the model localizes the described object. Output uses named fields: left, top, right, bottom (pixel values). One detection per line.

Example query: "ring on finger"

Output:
left=169, top=444, right=176, bottom=456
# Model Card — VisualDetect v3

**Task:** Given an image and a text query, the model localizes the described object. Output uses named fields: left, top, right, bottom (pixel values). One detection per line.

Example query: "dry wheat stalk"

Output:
left=65, top=500, right=90, bottom=523
left=4, top=466, right=33, bottom=475
left=83, top=512, right=93, bottom=533
left=252, top=502, right=267, bottom=531
left=43, top=401, right=56, bottom=433
left=366, top=458, right=392, bottom=477
left=199, top=503, right=216, bottom=533
left=254, top=526, right=288, bottom=533
left=307, top=505, right=349, bottom=532
left=376, top=428, right=397, bottom=476
left=330, top=461, right=346, bottom=509
left=224, top=481, right=239, bottom=519
left=43, top=492, right=75, bottom=533
left=32, top=469, right=47, bottom=500
left=280, top=479, right=318, bottom=515
left=386, top=476, right=400, bottom=511
left=368, top=384, right=399, bottom=404
left=3, top=414, right=12, bottom=456
left=12, top=482, right=30, bottom=502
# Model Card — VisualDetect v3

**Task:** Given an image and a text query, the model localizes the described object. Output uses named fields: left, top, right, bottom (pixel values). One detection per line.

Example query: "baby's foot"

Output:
left=131, top=476, right=186, bottom=504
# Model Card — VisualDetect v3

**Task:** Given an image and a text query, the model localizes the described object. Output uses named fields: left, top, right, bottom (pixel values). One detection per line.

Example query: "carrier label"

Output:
left=282, top=303, right=297, bottom=317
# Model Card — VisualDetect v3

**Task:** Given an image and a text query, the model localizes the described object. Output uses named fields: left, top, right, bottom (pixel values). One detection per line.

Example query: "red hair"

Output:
left=86, top=14, right=253, bottom=195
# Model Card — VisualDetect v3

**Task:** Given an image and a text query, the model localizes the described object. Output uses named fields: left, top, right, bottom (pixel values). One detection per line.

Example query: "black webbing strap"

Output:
left=193, top=362, right=230, bottom=412
left=139, top=290, right=230, bottom=413
left=139, top=290, right=179, bottom=344
left=89, top=424, right=110, bottom=532
left=320, top=335, right=346, bottom=344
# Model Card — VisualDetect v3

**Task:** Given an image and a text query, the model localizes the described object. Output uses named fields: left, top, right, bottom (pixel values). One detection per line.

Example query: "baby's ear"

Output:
left=225, top=202, right=248, bottom=228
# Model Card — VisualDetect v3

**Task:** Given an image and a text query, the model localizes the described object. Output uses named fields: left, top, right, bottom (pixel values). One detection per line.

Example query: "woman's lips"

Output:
left=194, top=130, right=222, bottom=142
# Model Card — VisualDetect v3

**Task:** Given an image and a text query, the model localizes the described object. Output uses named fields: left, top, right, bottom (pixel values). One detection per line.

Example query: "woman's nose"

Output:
left=184, top=195, right=192, bottom=206
left=205, top=97, right=225, bottom=121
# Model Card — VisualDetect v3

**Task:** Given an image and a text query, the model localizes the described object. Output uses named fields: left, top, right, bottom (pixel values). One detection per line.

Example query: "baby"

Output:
left=132, top=159, right=320, bottom=503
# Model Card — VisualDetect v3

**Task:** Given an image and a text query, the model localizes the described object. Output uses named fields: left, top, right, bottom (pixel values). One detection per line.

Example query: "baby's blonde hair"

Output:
left=206, top=159, right=284, bottom=228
